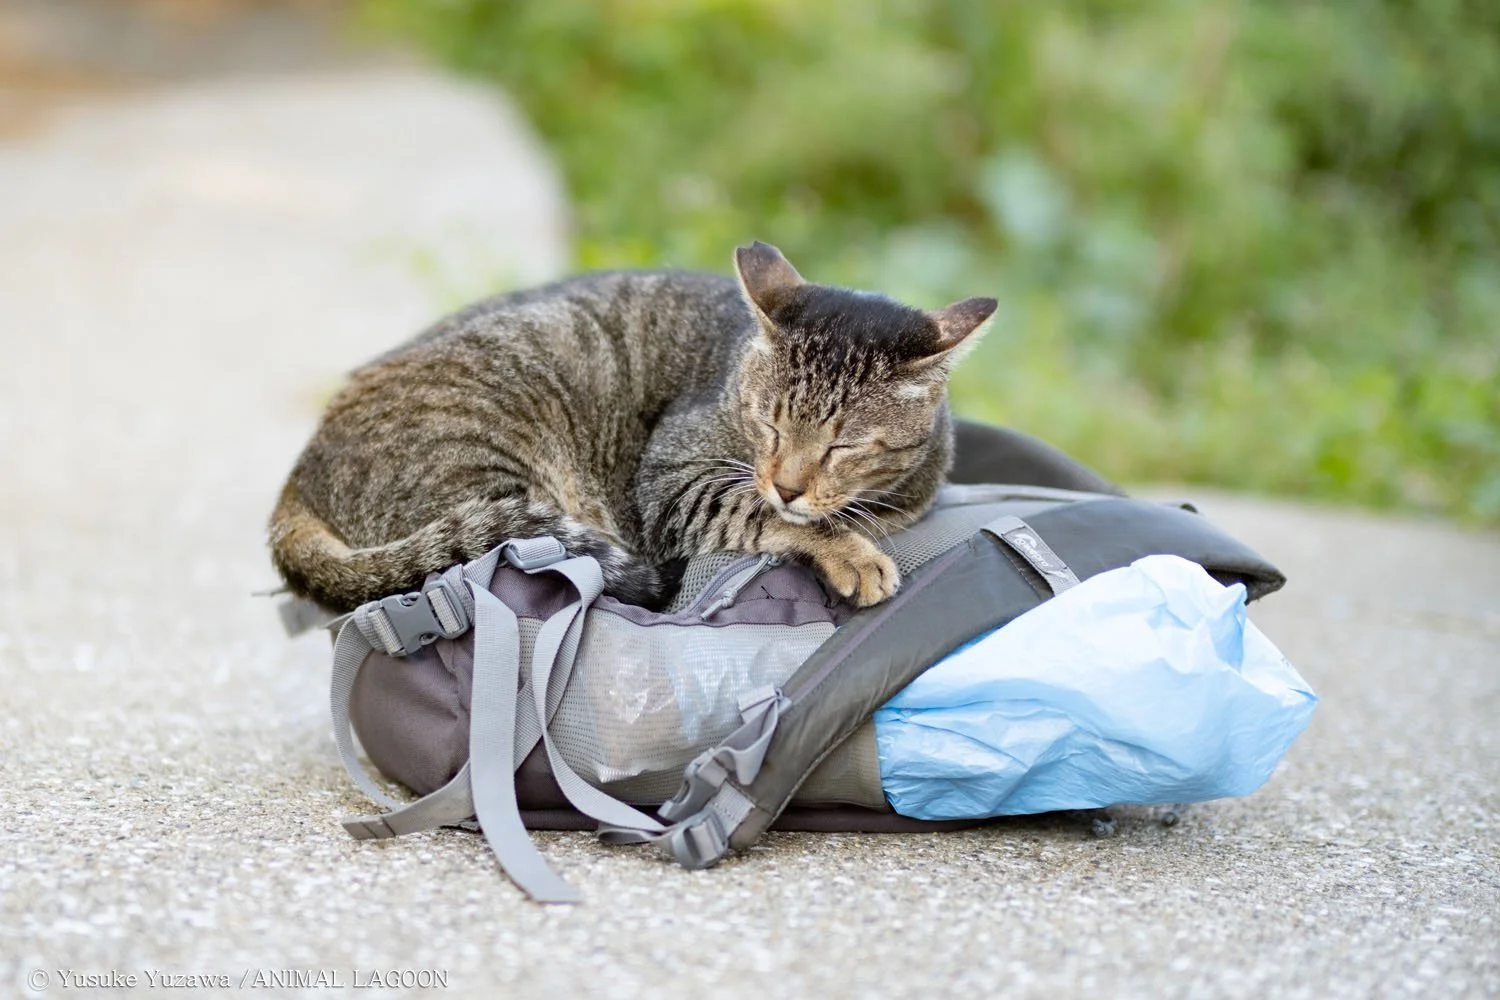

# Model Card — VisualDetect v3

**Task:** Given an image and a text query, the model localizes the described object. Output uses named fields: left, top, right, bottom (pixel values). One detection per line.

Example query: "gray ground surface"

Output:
left=1, top=10, right=1496, bottom=1000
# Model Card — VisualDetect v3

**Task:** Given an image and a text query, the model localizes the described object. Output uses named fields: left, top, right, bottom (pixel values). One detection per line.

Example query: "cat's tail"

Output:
left=268, top=483, right=666, bottom=613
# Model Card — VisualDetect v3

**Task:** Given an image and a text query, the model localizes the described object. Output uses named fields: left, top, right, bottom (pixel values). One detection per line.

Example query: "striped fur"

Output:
left=269, top=242, right=995, bottom=612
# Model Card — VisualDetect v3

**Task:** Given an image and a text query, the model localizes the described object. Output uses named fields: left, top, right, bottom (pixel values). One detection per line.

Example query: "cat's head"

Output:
left=733, top=241, right=996, bottom=526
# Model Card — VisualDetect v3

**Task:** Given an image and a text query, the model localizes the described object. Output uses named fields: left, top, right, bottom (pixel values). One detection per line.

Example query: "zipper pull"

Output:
left=699, top=554, right=779, bottom=620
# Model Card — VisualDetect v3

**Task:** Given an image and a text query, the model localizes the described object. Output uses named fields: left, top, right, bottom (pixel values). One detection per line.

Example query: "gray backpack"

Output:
left=298, top=481, right=1283, bottom=903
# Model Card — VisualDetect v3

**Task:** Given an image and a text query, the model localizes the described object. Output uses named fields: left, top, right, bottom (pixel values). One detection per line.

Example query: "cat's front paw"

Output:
left=810, top=533, right=900, bottom=608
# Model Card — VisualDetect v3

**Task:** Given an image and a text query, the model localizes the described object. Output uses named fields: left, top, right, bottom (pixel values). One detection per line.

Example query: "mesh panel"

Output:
left=664, top=551, right=746, bottom=614
left=881, top=499, right=1054, bottom=574
left=545, top=486, right=1094, bottom=806
left=548, top=614, right=836, bottom=802
left=663, top=485, right=1089, bottom=609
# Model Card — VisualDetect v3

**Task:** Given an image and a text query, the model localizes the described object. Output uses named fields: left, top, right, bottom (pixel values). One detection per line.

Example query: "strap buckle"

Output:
left=501, top=536, right=568, bottom=571
left=369, top=579, right=470, bottom=657
left=666, top=812, right=729, bottom=870
left=659, top=747, right=731, bottom=821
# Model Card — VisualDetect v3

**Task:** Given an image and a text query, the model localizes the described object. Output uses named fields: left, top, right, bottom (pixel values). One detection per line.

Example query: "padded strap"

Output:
left=624, top=515, right=1078, bottom=871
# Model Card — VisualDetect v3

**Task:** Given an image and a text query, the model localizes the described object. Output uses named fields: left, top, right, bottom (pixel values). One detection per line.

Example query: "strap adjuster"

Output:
left=342, top=816, right=396, bottom=840
left=667, top=812, right=729, bottom=870
left=659, top=748, right=730, bottom=821
left=501, top=536, right=568, bottom=571
left=367, top=579, right=470, bottom=657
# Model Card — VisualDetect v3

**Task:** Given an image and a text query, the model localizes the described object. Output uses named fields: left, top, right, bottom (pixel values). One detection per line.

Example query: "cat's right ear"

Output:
left=735, top=241, right=805, bottom=334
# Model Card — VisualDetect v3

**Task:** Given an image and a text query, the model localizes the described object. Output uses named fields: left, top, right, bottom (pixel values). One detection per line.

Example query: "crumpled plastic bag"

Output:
left=874, top=554, right=1316, bottom=820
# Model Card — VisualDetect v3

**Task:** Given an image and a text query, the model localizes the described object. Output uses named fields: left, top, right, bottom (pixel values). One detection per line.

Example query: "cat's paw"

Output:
left=810, top=533, right=900, bottom=607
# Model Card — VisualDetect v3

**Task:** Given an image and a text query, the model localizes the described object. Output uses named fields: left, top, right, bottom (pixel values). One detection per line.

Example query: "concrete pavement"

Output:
left=0, top=17, right=1496, bottom=1000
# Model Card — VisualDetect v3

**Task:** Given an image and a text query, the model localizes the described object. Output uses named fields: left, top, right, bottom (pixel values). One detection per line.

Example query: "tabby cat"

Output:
left=268, top=242, right=995, bottom=613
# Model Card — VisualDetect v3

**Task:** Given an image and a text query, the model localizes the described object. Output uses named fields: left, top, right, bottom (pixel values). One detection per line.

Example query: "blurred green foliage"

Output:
left=362, top=0, right=1499, bottom=521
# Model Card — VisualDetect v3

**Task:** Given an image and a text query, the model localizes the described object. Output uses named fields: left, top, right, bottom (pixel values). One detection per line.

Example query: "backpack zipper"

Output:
left=691, top=553, right=781, bottom=620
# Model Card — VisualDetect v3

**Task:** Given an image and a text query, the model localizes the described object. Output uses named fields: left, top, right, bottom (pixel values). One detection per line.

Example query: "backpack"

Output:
left=289, top=471, right=1283, bottom=903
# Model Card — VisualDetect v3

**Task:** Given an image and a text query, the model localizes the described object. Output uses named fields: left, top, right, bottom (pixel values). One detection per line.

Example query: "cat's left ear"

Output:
left=735, top=241, right=805, bottom=330
left=914, top=297, right=997, bottom=368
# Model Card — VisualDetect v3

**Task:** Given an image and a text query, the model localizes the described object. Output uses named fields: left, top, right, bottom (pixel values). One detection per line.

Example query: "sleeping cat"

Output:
left=268, top=241, right=995, bottom=613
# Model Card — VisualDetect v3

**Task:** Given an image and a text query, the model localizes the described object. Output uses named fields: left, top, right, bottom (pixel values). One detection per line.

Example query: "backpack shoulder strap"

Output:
left=621, top=498, right=1284, bottom=869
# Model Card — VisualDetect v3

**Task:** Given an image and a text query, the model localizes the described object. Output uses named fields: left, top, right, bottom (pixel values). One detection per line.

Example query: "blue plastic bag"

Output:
left=874, top=554, right=1316, bottom=820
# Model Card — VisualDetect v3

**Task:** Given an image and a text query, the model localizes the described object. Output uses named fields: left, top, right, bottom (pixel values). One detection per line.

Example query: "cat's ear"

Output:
left=913, top=297, right=997, bottom=368
left=735, top=241, right=805, bottom=324
left=931, top=297, right=997, bottom=352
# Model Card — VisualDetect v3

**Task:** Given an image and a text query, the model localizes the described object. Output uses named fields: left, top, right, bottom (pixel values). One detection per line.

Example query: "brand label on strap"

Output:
left=982, top=516, right=1081, bottom=595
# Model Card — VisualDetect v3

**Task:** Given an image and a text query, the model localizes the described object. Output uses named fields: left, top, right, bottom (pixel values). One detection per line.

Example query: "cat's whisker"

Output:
left=684, top=457, right=756, bottom=473
left=850, top=513, right=887, bottom=541
left=830, top=508, right=878, bottom=543
left=843, top=500, right=891, bottom=539
left=665, top=474, right=747, bottom=523
left=853, top=494, right=907, bottom=515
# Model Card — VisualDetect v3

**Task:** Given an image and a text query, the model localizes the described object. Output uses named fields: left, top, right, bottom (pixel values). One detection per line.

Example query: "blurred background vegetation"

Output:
left=362, top=0, right=1498, bottom=522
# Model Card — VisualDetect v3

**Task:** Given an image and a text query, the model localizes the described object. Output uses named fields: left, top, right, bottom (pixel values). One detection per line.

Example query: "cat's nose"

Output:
left=773, top=482, right=804, bottom=504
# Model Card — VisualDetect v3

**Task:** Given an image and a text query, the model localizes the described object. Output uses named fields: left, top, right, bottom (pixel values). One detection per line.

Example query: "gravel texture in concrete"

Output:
left=1, top=41, right=1497, bottom=1000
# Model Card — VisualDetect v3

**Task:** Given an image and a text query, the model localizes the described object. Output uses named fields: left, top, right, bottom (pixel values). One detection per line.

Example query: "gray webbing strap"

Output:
left=981, top=515, right=1080, bottom=595
left=523, top=557, right=669, bottom=836
left=342, top=763, right=476, bottom=840
left=436, top=550, right=546, bottom=769
left=468, top=584, right=580, bottom=903
left=459, top=549, right=667, bottom=898
left=353, top=578, right=471, bottom=658
left=328, top=535, right=677, bottom=898
left=327, top=541, right=584, bottom=901
left=656, top=686, right=788, bottom=822
left=332, top=555, right=501, bottom=840
left=335, top=553, right=517, bottom=841
left=331, top=614, right=481, bottom=838
left=330, top=619, right=404, bottom=811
